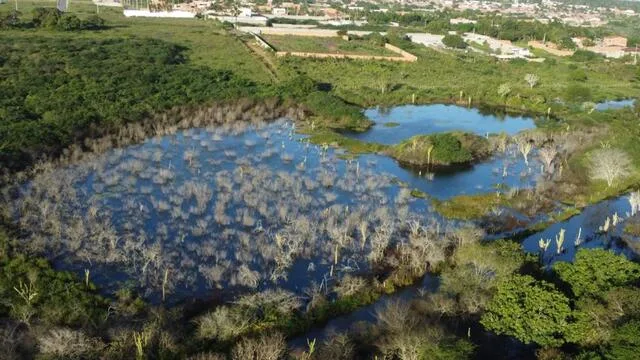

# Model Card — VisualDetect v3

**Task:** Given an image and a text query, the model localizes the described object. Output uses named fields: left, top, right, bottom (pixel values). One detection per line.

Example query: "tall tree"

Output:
left=481, top=275, right=572, bottom=347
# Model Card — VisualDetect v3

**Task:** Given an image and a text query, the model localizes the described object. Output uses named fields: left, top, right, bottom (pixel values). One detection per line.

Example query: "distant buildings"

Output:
left=530, top=36, right=633, bottom=59
left=574, top=36, right=629, bottom=58
left=450, top=18, right=477, bottom=25
left=602, top=36, right=628, bottom=48
left=528, top=40, right=574, bottom=57
left=463, top=33, right=532, bottom=59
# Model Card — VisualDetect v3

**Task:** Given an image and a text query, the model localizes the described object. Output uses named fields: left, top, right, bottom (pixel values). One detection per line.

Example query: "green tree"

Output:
left=604, top=320, right=640, bottom=359
left=568, top=69, right=588, bottom=81
left=565, top=84, right=592, bottom=102
left=0, top=10, right=22, bottom=28
left=31, top=7, right=61, bottom=28
left=553, top=249, right=640, bottom=298
left=481, top=275, right=572, bottom=347
left=558, top=36, right=577, bottom=50
left=572, top=50, right=600, bottom=62
left=57, top=14, right=83, bottom=31
left=442, top=34, right=468, bottom=49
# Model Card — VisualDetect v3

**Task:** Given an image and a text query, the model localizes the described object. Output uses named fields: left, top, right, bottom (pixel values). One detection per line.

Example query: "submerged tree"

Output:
left=518, top=139, right=533, bottom=166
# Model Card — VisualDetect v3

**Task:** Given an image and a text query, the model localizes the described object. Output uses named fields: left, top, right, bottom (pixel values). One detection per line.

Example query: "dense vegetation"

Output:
left=363, top=11, right=610, bottom=44
left=389, top=132, right=490, bottom=167
left=0, top=35, right=258, bottom=168
left=442, top=34, right=467, bottom=49
left=1, top=8, right=105, bottom=30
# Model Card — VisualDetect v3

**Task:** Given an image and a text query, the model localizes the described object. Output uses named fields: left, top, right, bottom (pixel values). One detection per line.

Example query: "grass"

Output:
left=624, top=220, right=640, bottom=237
left=262, top=35, right=397, bottom=56
left=432, top=192, right=508, bottom=220
left=551, top=207, right=581, bottom=223
left=7, top=0, right=274, bottom=84
left=306, top=130, right=388, bottom=154
left=383, top=121, right=401, bottom=127
left=410, top=189, right=428, bottom=199
left=276, top=40, right=640, bottom=109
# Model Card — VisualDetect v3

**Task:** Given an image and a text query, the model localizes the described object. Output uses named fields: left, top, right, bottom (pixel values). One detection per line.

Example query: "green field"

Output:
left=278, top=41, right=640, bottom=108
left=263, top=34, right=398, bottom=56
left=7, top=0, right=274, bottom=83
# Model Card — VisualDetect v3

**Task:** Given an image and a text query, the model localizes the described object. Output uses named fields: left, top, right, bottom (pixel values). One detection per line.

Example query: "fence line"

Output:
left=274, top=43, right=417, bottom=62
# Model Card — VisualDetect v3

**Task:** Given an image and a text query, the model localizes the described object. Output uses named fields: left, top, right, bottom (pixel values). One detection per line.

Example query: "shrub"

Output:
left=571, top=49, right=600, bottom=62
left=231, top=333, right=286, bottom=360
left=581, top=38, right=595, bottom=47
left=0, top=255, right=107, bottom=326
left=481, top=275, right=572, bottom=347
left=374, top=300, right=418, bottom=334
left=334, top=275, right=368, bottom=298
left=568, top=69, right=588, bottom=82
left=442, top=34, right=468, bottom=49
left=82, top=15, right=106, bottom=30
left=557, top=37, right=577, bottom=50
left=604, top=320, right=640, bottom=359
left=365, top=32, right=387, bottom=47
left=57, top=14, right=83, bottom=31
left=31, top=7, right=61, bottom=28
left=565, top=84, right=592, bottom=102
left=553, top=249, right=640, bottom=298
left=302, top=92, right=370, bottom=131
left=187, top=353, right=226, bottom=360
left=0, top=10, right=22, bottom=28
left=38, top=328, right=104, bottom=359
left=390, top=132, right=490, bottom=166
left=234, top=289, right=302, bottom=315
left=196, top=306, right=252, bottom=341
left=316, top=333, right=355, bottom=360
left=0, top=36, right=255, bottom=169
left=434, top=240, right=525, bottom=316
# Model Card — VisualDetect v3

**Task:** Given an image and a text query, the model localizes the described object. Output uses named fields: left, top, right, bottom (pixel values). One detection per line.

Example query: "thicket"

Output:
left=390, top=132, right=491, bottom=167
left=442, top=34, right=468, bottom=49
left=363, top=10, right=606, bottom=44
left=481, top=249, right=640, bottom=355
left=1, top=8, right=105, bottom=31
left=0, top=35, right=260, bottom=169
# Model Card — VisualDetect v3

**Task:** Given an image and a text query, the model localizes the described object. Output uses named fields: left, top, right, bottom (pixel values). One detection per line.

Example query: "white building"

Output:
left=123, top=10, right=196, bottom=18
left=272, top=8, right=287, bottom=16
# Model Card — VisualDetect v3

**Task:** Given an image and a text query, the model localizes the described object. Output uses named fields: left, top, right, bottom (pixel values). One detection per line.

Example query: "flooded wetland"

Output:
left=3, top=103, right=640, bottom=354
left=6, top=104, right=639, bottom=301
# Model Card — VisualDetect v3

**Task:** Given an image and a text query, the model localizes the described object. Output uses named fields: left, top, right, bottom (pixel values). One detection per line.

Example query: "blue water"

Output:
left=595, top=99, right=636, bottom=111
left=361, top=150, right=538, bottom=200
left=289, top=274, right=441, bottom=349
left=287, top=194, right=640, bottom=348
left=522, top=195, right=638, bottom=265
left=13, top=106, right=548, bottom=303
left=348, top=104, right=536, bottom=145
left=21, top=103, right=640, bottom=305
